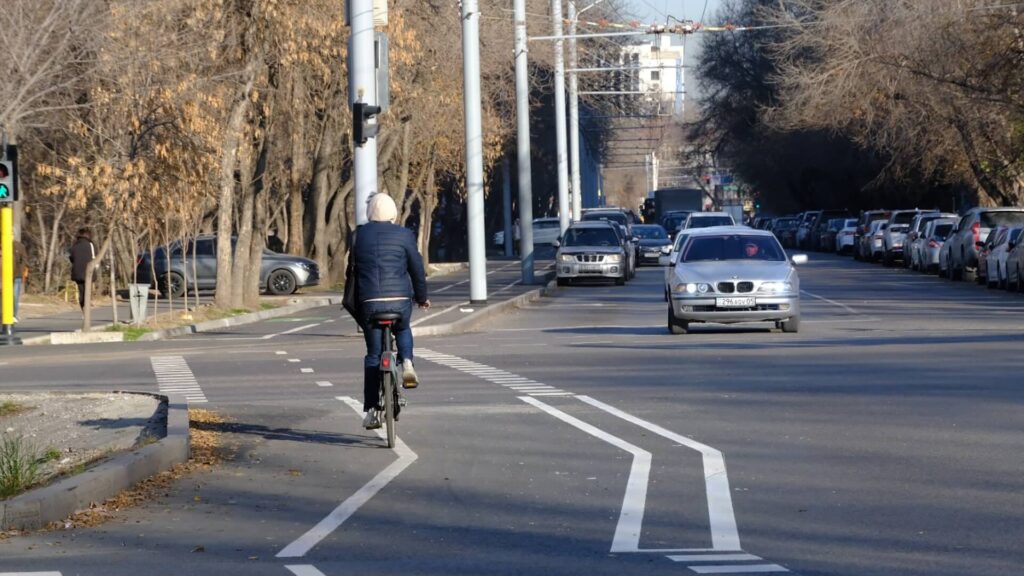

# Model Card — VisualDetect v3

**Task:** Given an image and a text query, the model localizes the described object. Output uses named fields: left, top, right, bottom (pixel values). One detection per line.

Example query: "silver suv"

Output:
left=947, top=208, right=1024, bottom=280
left=555, top=221, right=628, bottom=286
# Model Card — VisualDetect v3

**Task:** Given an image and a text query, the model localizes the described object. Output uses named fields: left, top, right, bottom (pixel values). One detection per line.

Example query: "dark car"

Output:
left=660, top=211, right=693, bottom=240
left=137, top=235, right=320, bottom=297
left=633, top=224, right=671, bottom=265
left=810, top=210, right=851, bottom=251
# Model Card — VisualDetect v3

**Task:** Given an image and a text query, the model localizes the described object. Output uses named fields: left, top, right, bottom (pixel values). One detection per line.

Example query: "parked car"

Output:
left=903, top=212, right=956, bottom=269
left=796, top=210, right=821, bottom=250
left=912, top=219, right=956, bottom=272
left=835, top=218, right=858, bottom=254
left=493, top=217, right=561, bottom=248
left=859, top=220, right=888, bottom=261
left=682, top=211, right=736, bottom=230
left=881, top=209, right=928, bottom=266
left=819, top=218, right=847, bottom=253
left=938, top=225, right=957, bottom=278
left=137, top=235, right=320, bottom=297
left=946, top=207, right=1024, bottom=281
left=983, top=226, right=1022, bottom=289
left=633, top=224, right=671, bottom=266
left=773, top=217, right=799, bottom=248
left=1004, top=231, right=1024, bottom=291
left=554, top=221, right=628, bottom=286
left=854, top=210, right=891, bottom=261
left=810, top=210, right=850, bottom=251
left=666, top=228, right=806, bottom=334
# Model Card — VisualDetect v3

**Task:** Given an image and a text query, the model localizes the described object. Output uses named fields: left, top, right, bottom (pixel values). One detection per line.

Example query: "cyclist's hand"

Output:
left=418, top=300, right=431, bottom=310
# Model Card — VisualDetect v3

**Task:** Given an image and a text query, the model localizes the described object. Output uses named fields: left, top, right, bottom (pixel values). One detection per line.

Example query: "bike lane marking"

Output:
left=275, top=396, right=417, bottom=558
left=284, top=566, right=327, bottom=576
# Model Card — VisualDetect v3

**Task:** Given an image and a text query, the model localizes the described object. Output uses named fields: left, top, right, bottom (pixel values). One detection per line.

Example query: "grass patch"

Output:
left=106, top=324, right=151, bottom=342
left=0, top=434, right=40, bottom=499
left=229, top=308, right=251, bottom=316
left=0, top=401, right=31, bottom=418
left=43, top=448, right=62, bottom=463
left=260, top=302, right=277, bottom=310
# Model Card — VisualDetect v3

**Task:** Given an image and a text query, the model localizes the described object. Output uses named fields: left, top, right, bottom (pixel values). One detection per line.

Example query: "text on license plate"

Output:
left=580, top=264, right=603, bottom=273
left=716, top=297, right=755, bottom=308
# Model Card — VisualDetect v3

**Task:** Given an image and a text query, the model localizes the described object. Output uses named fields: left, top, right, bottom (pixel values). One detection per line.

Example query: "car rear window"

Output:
left=933, top=223, right=953, bottom=239
left=582, top=212, right=627, bottom=226
left=688, top=216, right=734, bottom=228
left=682, top=234, right=786, bottom=262
left=892, top=212, right=917, bottom=225
left=563, top=227, right=619, bottom=247
left=981, top=211, right=1024, bottom=228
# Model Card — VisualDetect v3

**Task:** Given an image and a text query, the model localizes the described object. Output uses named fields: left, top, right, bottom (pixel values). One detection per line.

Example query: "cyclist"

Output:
left=355, top=193, right=430, bottom=429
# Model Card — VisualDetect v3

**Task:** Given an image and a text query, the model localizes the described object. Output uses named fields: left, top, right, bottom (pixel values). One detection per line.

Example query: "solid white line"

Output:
left=276, top=351, right=288, bottom=355
left=0, top=573, right=64, bottom=576
left=689, top=564, right=789, bottom=574
left=300, top=368, right=314, bottom=374
left=528, top=392, right=575, bottom=396
left=576, top=395, right=741, bottom=552
left=410, top=301, right=463, bottom=326
left=520, top=396, right=651, bottom=554
left=315, top=381, right=333, bottom=387
left=261, top=322, right=321, bottom=340
left=669, top=553, right=762, bottom=562
left=284, top=566, right=328, bottom=576
left=288, top=359, right=301, bottom=363
left=276, top=397, right=418, bottom=558
left=800, top=289, right=859, bottom=315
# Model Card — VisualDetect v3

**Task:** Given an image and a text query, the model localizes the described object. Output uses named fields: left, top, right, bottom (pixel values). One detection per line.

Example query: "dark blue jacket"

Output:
left=354, top=222, right=428, bottom=303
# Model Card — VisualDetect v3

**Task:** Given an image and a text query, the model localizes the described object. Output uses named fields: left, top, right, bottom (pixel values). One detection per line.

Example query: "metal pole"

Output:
left=513, top=0, right=535, bottom=285
left=502, top=156, right=513, bottom=257
left=462, top=0, right=488, bottom=304
left=0, top=206, right=19, bottom=345
left=567, top=0, right=582, bottom=221
left=552, top=0, right=571, bottom=234
left=349, top=0, right=377, bottom=225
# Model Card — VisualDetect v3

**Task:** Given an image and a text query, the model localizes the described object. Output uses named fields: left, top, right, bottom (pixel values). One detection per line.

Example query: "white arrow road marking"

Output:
left=275, top=396, right=417, bottom=558
left=520, top=396, right=652, bottom=554
left=577, top=395, right=741, bottom=552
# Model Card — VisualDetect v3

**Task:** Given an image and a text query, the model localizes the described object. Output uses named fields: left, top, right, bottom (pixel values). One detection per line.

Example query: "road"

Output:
left=1, top=254, right=1022, bottom=576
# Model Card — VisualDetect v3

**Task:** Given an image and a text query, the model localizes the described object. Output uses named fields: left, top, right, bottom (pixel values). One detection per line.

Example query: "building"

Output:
left=618, top=35, right=685, bottom=117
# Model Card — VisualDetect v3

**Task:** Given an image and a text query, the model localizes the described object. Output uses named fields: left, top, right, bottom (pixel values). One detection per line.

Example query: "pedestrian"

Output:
left=512, top=218, right=521, bottom=256
left=69, top=228, right=95, bottom=310
left=354, top=193, right=430, bottom=430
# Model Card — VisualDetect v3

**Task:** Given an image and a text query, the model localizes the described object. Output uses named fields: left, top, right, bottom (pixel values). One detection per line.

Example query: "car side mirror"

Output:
left=660, top=245, right=672, bottom=254
left=791, top=254, right=809, bottom=265
left=552, top=240, right=560, bottom=248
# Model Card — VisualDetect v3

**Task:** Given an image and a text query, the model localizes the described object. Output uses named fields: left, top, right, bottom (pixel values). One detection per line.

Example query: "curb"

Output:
left=136, top=296, right=343, bottom=342
left=0, top=392, right=190, bottom=532
left=412, top=273, right=557, bottom=337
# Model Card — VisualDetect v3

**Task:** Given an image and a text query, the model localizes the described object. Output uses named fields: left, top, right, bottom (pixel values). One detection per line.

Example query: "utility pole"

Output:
left=513, top=0, right=535, bottom=284
left=462, top=0, right=488, bottom=304
left=349, top=0, right=378, bottom=226
left=551, top=0, right=571, bottom=234
left=567, top=0, right=582, bottom=222
left=502, top=157, right=513, bottom=257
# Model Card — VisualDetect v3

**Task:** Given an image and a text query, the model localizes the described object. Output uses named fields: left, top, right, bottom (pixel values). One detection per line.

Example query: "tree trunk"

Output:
left=82, top=233, right=113, bottom=332
left=288, top=72, right=307, bottom=256
left=214, top=54, right=260, bottom=309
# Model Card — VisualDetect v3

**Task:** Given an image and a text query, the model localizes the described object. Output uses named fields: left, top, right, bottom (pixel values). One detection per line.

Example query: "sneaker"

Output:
left=362, top=411, right=381, bottom=430
left=402, top=359, right=419, bottom=389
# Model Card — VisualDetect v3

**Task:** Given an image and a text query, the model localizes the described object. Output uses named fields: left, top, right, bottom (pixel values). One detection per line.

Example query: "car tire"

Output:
left=667, top=305, right=688, bottom=335
left=160, top=271, right=186, bottom=299
left=781, top=315, right=800, bottom=333
left=267, top=269, right=297, bottom=295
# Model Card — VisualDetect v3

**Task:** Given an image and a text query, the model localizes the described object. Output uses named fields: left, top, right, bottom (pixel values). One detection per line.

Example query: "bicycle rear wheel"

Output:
left=382, top=371, right=396, bottom=448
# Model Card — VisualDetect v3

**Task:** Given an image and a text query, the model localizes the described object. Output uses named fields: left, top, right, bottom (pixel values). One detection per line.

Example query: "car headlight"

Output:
left=675, top=282, right=709, bottom=294
left=558, top=254, right=575, bottom=263
left=605, top=253, right=623, bottom=263
left=759, top=281, right=793, bottom=293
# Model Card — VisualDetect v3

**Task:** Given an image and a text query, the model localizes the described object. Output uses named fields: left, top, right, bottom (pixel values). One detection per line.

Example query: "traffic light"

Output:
left=0, top=159, right=16, bottom=204
left=352, top=102, right=382, bottom=146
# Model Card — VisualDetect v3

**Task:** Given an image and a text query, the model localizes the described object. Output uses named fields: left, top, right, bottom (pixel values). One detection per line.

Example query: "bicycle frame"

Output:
left=375, top=319, right=404, bottom=449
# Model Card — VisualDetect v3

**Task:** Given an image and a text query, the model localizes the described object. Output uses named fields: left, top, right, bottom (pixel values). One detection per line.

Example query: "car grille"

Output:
left=576, top=254, right=605, bottom=263
left=716, top=281, right=755, bottom=294
left=685, top=304, right=785, bottom=313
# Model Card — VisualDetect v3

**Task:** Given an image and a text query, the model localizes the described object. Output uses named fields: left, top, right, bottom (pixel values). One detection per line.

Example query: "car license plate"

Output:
left=580, top=264, right=602, bottom=273
left=716, top=297, right=755, bottom=308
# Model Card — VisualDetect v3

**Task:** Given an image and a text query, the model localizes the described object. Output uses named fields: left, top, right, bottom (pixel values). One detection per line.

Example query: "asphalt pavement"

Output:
left=1, top=254, right=1022, bottom=576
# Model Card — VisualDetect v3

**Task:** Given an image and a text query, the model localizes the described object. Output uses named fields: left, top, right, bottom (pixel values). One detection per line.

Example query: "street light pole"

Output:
left=513, top=0, right=535, bottom=284
left=348, top=0, right=377, bottom=226
left=461, top=0, right=488, bottom=304
left=551, top=0, right=570, bottom=234
left=567, top=0, right=582, bottom=221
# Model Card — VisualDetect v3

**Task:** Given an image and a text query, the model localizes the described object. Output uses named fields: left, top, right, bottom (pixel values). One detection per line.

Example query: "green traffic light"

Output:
left=0, top=184, right=9, bottom=199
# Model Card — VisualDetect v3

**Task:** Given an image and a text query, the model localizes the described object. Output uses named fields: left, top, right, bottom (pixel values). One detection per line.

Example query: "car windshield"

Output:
left=933, top=223, right=953, bottom=239
left=634, top=226, right=667, bottom=239
left=681, top=234, right=786, bottom=262
left=981, top=211, right=1024, bottom=228
left=563, top=227, right=619, bottom=247
left=688, top=216, right=734, bottom=228
left=663, top=215, right=686, bottom=230
left=893, top=212, right=917, bottom=225
left=582, top=212, right=627, bottom=226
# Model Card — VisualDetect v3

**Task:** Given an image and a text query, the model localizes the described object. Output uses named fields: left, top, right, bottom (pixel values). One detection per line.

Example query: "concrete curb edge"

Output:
left=136, top=296, right=343, bottom=342
left=0, top=392, right=190, bottom=532
left=412, top=272, right=557, bottom=338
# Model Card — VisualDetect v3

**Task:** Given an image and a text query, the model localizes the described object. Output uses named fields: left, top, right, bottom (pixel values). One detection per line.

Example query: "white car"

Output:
left=661, top=226, right=749, bottom=301
left=682, top=211, right=736, bottom=230
left=493, top=217, right=562, bottom=247
left=985, top=226, right=1023, bottom=289
left=834, top=218, right=858, bottom=254
left=914, top=219, right=956, bottom=273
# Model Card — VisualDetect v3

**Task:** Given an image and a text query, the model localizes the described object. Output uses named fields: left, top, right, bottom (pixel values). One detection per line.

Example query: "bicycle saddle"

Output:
left=369, top=312, right=403, bottom=323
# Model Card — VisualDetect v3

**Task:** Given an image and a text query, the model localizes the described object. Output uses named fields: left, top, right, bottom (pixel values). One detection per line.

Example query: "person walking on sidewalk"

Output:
left=69, top=228, right=95, bottom=311
left=354, top=193, right=430, bottom=430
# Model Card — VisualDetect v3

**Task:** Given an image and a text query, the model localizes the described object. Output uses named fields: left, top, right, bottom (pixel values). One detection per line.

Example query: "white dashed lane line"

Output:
left=417, top=349, right=575, bottom=398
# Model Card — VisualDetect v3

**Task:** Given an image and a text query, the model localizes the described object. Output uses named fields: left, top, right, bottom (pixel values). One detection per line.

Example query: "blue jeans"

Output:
left=360, top=299, right=414, bottom=410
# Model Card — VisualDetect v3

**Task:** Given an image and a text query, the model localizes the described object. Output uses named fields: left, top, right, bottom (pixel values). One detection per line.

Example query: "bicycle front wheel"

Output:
left=382, top=372, right=396, bottom=449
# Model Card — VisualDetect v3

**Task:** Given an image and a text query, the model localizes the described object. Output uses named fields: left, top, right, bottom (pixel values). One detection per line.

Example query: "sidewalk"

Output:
left=7, top=257, right=554, bottom=345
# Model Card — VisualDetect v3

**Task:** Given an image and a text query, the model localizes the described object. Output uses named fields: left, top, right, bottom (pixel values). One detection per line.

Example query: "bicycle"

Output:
left=369, top=311, right=406, bottom=449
